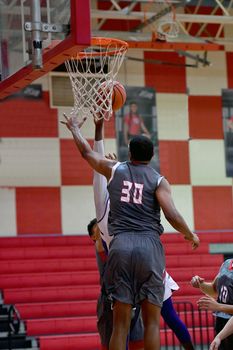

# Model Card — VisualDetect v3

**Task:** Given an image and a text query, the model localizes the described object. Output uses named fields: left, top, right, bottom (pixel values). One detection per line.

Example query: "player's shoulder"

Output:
left=218, top=259, right=233, bottom=275
left=110, top=161, right=127, bottom=179
left=116, top=161, right=127, bottom=169
left=147, top=164, right=162, bottom=177
left=223, top=259, right=233, bottom=270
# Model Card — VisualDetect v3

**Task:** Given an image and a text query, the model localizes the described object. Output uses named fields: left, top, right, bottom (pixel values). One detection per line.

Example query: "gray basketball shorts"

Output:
left=103, top=232, right=165, bottom=307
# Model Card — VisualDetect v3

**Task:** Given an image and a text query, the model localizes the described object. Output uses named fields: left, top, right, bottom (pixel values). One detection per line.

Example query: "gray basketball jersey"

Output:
left=216, top=259, right=233, bottom=319
left=107, top=161, right=164, bottom=236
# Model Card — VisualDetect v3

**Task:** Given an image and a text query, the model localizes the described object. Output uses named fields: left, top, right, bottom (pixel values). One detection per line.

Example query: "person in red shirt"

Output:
left=123, top=102, right=150, bottom=145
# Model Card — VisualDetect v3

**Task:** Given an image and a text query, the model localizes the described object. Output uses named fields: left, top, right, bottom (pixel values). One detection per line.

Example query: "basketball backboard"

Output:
left=0, top=0, right=91, bottom=100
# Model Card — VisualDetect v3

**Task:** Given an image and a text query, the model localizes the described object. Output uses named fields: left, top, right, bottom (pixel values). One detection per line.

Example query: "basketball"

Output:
left=112, top=81, right=127, bottom=111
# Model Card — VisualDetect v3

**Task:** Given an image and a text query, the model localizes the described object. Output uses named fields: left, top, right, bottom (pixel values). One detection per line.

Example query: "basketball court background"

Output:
left=0, top=0, right=233, bottom=236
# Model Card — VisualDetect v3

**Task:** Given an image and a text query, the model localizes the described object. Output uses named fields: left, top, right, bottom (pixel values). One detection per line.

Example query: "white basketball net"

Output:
left=157, top=19, right=179, bottom=40
left=157, top=0, right=179, bottom=41
left=65, top=37, right=128, bottom=121
left=145, top=1, right=179, bottom=41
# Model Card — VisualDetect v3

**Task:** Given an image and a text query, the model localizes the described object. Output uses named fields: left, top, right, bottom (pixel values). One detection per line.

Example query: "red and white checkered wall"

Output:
left=0, top=50, right=233, bottom=236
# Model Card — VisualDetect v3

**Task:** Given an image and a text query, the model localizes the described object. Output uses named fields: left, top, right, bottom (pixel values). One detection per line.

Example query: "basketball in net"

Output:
left=112, top=81, right=127, bottom=111
left=98, top=80, right=126, bottom=113
left=65, top=37, right=128, bottom=121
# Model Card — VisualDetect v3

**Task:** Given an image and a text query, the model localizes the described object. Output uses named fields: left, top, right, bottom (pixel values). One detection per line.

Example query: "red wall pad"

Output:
left=159, top=141, right=190, bottom=184
left=188, top=96, right=223, bottom=139
left=16, top=187, right=61, bottom=235
left=144, top=51, right=186, bottom=93
left=193, top=186, right=233, bottom=230
left=60, top=139, right=94, bottom=185
left=0, top=92, right=58, bottom=137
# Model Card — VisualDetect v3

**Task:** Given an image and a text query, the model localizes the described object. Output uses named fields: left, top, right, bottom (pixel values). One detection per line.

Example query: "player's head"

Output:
left=129, top=101, right=138, bottom=112
left=129, top=135, right=154, bottom=162
left=87, top=218, right=100, bottom=242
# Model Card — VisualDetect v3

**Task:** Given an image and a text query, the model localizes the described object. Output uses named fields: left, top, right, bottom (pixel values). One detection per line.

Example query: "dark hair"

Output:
left=129, top=135, right=154, bottom=161
left=129, top=100, right=137, bottom=106
left=87, top=218, right=97, bottom=237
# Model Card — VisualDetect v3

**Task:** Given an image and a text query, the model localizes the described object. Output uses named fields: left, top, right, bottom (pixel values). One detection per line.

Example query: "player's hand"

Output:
left=209, top=336, right=221, bottom=350
left=186, top=232, right=200, bottom=250
left=93, top=114, right=104, bottom=127
left=94, top=111, right=112, bottom=124
left=61, top=113, right=87, bottom=131
left=192, top=233, right=200, bottom=249
left=191, top=275, right=205, bottom=288
left=105, top=153, right=117, bottom=160
left=197, top=295, right=218, bottom=311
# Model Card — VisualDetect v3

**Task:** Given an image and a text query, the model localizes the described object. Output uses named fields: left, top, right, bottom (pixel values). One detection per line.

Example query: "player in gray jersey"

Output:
left=191, top=259, right=233, bottom=350
left=62, top=113, right=199, bottom=350
left=90, top=118, right=195, bottom=350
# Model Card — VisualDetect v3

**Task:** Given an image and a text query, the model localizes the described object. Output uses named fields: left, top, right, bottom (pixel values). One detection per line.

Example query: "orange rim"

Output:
left=77, top=37, right=128, bottom=58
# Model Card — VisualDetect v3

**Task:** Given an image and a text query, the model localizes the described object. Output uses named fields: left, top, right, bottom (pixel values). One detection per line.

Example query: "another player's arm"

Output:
left=93, top=118, right=109, bottom=221
left=198, top=295, right=233, bottom=314
left=62, top=114, right=116, bottom=180
left=94, top=117, right=104, bottom=143
left=210, top=317, right=233, bottom=350
left=191, top=275, right=218, bottom=298
left=155, top=178, right=200, bottom=249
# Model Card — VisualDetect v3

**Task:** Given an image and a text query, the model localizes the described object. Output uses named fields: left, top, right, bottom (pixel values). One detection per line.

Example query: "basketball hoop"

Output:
left=156, top=0, right=179, bottom=41
left=157, top=20, right=179, bottom=40
left=65, top=37, right=128, bottom=121
left=141, top=0, right=179, bottom=42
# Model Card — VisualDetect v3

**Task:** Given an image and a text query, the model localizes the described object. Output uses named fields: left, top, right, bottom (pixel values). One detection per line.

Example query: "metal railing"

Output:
left=161, top=301, right=215, bottom=350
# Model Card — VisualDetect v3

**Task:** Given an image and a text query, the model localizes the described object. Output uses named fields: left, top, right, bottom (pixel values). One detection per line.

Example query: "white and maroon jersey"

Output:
left=93, top=140, right=112, bottom=249
left=164, top=271, right=179, bottom=301
left=216, top=259, right=233, bottom=319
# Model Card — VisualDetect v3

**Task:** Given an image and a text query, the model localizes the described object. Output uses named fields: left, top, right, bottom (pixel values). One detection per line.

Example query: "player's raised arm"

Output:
left=93, top=118, right=108, bottom=213
left=61, top=113, right=117, bottom=180
left=156, top=177, right=200, bottom=250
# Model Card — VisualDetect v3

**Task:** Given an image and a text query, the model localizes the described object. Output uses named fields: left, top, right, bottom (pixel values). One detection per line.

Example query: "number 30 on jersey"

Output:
left=120, top=180, right=144, bottom=204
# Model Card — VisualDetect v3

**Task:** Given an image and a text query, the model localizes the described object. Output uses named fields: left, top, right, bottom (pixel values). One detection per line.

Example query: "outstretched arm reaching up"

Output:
left=61, top=113, right=117, bottom=181
left=93, top=118, right=108, bottom=214
left=93, top=118, right=113, bottom=248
